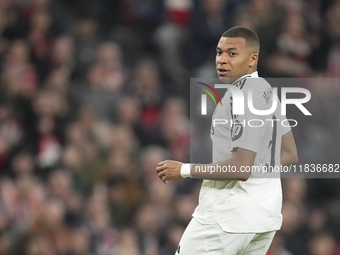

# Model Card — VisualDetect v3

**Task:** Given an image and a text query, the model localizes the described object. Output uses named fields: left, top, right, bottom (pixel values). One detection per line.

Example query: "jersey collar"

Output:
left=231, top=71, right=258, bottom=85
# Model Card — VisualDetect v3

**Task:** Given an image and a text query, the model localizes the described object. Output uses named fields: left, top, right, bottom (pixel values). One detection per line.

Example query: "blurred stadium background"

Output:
left=0, top=0, right=340, bottom=254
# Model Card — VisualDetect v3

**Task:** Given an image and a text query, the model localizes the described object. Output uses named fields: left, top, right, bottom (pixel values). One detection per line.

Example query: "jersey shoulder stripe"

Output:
left=232, top=75, right=251, bottom=88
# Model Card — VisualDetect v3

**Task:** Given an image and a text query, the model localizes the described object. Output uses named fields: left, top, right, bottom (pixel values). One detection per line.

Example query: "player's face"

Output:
left=216, top=37, right=258, bottom=83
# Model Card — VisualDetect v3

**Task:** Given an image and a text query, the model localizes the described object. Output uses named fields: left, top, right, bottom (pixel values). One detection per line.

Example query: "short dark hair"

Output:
left=222, top=26, right=260, bottom=52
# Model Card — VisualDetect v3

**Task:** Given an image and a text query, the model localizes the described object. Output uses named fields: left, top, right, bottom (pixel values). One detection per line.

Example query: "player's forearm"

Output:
left=190, top=158, right=251, bottom=181
left=280, top=151, right=298, bottom=166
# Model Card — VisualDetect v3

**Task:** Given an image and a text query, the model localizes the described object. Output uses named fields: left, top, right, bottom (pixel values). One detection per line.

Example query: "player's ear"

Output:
left=249, top=53, right=258, bottom=68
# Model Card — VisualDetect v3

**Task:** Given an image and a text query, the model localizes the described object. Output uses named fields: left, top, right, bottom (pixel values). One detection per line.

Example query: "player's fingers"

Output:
left=158, top=161, right=166, bottom=166
left=161, top=174, right=168, bottom=183
left=158, top=170, right=166, bottom=178
left=156, top=164, right=166, bottom=173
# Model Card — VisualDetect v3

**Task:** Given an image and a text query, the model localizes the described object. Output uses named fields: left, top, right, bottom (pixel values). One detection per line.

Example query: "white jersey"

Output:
left=192, top=71, right=291, bottom=233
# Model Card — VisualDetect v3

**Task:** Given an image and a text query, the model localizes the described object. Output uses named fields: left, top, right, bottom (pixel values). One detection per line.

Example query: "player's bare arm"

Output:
left=280, top=130, right=298, bottom=166
left=156, top=147, right=255, bottom=183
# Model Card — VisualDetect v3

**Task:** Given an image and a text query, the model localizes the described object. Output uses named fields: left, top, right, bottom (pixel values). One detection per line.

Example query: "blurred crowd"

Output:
left=0, top=0, right=339, bottom=254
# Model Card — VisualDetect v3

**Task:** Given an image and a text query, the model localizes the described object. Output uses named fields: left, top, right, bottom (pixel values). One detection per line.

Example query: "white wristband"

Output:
left=180, top=164, right=192, bottom=178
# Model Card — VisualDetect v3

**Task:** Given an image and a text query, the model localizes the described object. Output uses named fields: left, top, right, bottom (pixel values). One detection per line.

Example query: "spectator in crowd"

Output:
left=2, top=40, right=38, bottom=99
left=0, top=101, right=22, bottom=171
left=154, top=0, right=192, bottom=93
left=73, top=17, right=100, bottom=83
left=49, top=36, right=75, bottom=73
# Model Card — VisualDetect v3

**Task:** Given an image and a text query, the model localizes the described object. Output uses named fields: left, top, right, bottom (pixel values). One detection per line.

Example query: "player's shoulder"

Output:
left=242, top=76, right=272, bottom=98
left=243, top=76, right=273, bottom=108
left=242, top=76, right=271, bottom=91
left=221, top=75, right=272, bottom=103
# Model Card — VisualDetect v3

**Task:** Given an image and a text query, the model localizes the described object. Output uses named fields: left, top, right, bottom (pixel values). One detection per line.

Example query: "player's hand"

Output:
left=156, top=160, right=183, bottom=183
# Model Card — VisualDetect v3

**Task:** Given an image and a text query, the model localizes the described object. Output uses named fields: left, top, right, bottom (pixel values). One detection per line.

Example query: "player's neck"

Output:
left=246, top=67, right=257, bottom=75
